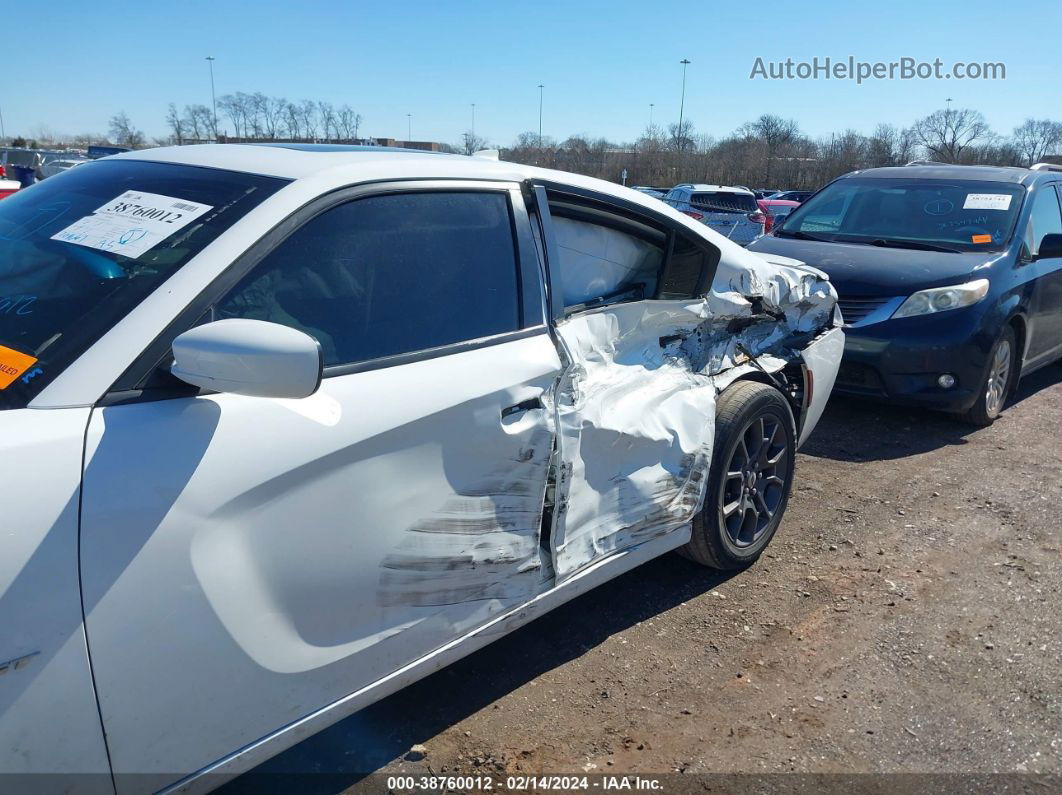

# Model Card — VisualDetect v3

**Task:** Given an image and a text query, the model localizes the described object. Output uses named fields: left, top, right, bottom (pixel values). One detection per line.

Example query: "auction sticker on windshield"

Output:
left=963, top=193, right=1012, bottom=211
left=50, top=190, right=213, bottom=258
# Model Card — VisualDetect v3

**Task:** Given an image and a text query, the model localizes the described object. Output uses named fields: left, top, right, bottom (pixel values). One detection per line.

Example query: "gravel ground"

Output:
left=225, top=365, right=1061, bottom=793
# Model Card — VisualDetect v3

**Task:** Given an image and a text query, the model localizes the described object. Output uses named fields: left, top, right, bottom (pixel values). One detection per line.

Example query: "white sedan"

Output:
left=0, top=145, right=843, bottom=793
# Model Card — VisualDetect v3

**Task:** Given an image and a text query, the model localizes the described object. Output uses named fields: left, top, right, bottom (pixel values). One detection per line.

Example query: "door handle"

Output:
left=501, top=397, right=544, bottom=419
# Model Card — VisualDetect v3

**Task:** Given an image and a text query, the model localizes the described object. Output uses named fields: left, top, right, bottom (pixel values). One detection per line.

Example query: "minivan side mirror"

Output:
left=171, top=319, right=323, bottom=399
left=1035, top=233, right=1062, bottom=261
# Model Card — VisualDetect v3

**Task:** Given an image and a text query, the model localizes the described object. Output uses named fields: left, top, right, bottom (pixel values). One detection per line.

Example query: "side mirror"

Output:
left=1035, top=233, right=1062, bottom=261
left=171, top=319, right=322, bottom=399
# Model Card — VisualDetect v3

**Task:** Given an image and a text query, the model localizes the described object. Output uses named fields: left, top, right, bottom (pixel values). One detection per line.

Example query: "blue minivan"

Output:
left=749, top=162, right=1062, bottom=424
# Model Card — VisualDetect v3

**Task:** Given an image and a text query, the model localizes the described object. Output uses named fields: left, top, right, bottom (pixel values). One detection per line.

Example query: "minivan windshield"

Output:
left=776, top=177, right=1025, bottom=253
left=0, top=159, right=287, bottom=409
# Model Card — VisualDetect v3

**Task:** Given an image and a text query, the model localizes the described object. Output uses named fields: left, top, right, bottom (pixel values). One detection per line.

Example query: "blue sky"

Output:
left=6, top=0, right=1059, bottom=146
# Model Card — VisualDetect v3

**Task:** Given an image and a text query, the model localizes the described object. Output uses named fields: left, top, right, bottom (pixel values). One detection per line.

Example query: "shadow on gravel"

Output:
left=801, top=364, right=1061, bottom=463
left=220, top=554, right=736, bottom=794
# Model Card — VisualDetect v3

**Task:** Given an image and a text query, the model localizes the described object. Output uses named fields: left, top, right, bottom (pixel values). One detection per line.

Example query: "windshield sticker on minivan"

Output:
left=971, top=234, right=992, bottom=244
left=50, top=190, right=213, bottom=259
left=962, top=193, right=1012, bottom=211
left=0, top=345, right=38, bottom=389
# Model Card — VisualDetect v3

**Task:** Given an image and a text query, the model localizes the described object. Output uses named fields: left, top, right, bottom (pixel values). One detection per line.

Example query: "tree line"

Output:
left=10, top=100, right=1061, bottom=192
left=500, top=109, right=1062, bottom=190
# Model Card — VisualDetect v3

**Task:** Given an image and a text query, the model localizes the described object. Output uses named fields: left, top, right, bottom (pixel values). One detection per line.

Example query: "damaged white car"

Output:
left=0, top=145, right=842, bottom=792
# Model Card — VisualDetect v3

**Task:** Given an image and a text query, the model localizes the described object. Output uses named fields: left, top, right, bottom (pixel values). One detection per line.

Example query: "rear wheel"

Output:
left=683, top=381, right=797, bottom=570
left=961, top=327, right=1016, bottom=426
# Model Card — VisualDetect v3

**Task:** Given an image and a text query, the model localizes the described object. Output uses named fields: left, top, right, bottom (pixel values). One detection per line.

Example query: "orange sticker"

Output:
left=971, top=234, right=992, bottom=244
left=0, top=345, right=38, bottom=389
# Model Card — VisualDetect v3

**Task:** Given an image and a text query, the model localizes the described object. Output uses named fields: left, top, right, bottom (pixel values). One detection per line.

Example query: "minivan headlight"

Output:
left=892, top=279, right=990, bottom=319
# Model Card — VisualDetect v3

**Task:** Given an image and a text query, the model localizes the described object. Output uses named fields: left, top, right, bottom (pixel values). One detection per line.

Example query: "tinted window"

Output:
left=657, top=234, right=715, bottom=299
left=0, top=159, right=286, bottom=409
left=779, top=177, right=1025, bottom=252
left=217, top=191, right=521, bottom=367
left=1023, top=185, right=1062, bottom=257
left=690, top=192, right=758, bottom=213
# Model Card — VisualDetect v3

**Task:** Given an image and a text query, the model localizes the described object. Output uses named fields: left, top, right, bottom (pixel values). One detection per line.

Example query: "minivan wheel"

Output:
left=961, top=327, right=1016, bottom=426
left=682, top=381, right=796, bottom=570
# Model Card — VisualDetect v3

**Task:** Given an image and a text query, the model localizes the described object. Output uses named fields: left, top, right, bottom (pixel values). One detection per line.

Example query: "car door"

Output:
left=1021, top=183, right=1062, bottom=366
left=79, top=183, right=561, bottom=791
left=533, top=186, right=721, bottom=582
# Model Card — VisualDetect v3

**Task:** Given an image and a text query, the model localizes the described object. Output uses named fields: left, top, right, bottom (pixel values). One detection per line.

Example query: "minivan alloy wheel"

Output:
left=985, top=336, right=1012, bottom=417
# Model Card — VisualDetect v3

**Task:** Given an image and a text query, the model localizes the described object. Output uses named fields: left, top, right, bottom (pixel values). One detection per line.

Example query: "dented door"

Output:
left=548, top=302, right=719, bottom=581
left=79, top=336, right=561, bottom=789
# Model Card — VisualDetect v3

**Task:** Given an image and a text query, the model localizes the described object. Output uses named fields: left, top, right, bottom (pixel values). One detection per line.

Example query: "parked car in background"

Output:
left=0, top=144, right=842, bottom=792
left=40, top=156, right=88, bottom=179
left=662, top=184, right=766, bottom=246
left=630, top=185, right=669, bottom=199
left=758, top=198, right=801, bottom=234
left=0, top=166, right=17, bottom=199
left=768, top=190, right=814, bottom=203
left=751, top=161, right=1062, bottom=424
left=754, top=189, right=781, bottom=199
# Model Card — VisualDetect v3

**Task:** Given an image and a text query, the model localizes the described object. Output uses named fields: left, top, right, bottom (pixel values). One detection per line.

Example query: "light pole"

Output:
left=471, top=103, right=476, bottom=134
left=205, top=56, right=218, bottom=141
left=649, top=103, right=654, bottom=127
left=407, top=114, right=412, bottom=141
left=677, top=58, right=691, bottom=149
left=0, top=103, right=5, bottom=142
left=537, top=84, right=544, bottom=147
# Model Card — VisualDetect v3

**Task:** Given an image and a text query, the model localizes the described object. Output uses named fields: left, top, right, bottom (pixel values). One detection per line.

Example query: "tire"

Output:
left=961, top=327, right=1016, bottom=426
left=682, top=380, right=797, bottom=570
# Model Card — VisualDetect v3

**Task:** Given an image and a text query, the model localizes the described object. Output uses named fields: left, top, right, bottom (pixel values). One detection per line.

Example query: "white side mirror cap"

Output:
left=171, top=319, right=323, bottom=399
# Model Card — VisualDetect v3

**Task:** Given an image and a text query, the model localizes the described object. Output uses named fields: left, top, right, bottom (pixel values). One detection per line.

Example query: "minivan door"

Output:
left=79, top=185, right=560, bottom=792
left=1022, top=184, right=1062, bottom=366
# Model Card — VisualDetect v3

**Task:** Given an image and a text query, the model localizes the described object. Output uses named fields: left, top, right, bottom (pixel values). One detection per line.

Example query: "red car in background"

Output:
left=757, top=198, right=800, bottom=234
left=0, top=166, right=19, bottom=200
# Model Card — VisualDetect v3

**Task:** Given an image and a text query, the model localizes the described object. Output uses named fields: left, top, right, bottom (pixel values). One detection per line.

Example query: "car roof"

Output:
left=843, top=163, right=1058, bottom=187
left=760, top=199, right=801, bottom=206
left=105, top=144, right=689, bottom=216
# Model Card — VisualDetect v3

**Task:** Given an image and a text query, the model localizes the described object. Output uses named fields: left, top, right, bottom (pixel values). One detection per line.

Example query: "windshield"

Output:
left=777, top=177, right=1025, bottom=252
left=0, top=159, right=287, bottom=409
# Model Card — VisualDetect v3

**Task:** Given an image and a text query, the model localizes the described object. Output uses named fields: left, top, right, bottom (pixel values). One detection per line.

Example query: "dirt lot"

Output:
left=226, top=365, right=1061, bottom=792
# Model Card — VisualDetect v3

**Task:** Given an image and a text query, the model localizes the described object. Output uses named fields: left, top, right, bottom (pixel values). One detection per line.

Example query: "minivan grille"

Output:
left=837, top=296, right=892, bottom=326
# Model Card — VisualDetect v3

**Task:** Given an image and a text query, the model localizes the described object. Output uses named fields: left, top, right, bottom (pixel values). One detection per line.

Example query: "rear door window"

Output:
left=545, top=193, right=717, bottom=309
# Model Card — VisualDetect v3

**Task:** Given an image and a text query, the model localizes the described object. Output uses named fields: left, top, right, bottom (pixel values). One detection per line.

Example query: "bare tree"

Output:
left=668, top=119, right=696, bottom=152
left=299, top=100, right=318, bottom=140
left=109, top=112, right=146, bottom=148
left=910, top=107, right=994, bottom=162
left=165, top=104, right=185, bottom=145
left=460, top=131, right=489, bottom=155
left=317, top=101, right=338, bottom=141
left=337, top=105, right=363, bottom=140
left=1012, top=119, right=1062, bottom=166
left=283, top=101, right=302, bottom=139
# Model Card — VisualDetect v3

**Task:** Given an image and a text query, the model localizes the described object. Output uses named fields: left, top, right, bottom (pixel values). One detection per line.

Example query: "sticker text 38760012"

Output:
left=50, top=190, right=213, bottom=259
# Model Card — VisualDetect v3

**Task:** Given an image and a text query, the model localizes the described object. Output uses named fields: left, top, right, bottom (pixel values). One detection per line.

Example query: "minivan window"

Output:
left=217, top=191, right=522, bottom=368
left=0, top=159, right=287, bottom=409
left=778, top=177, right=1025, bottom=252
left=1023, top=185, right=1062, bottom=257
